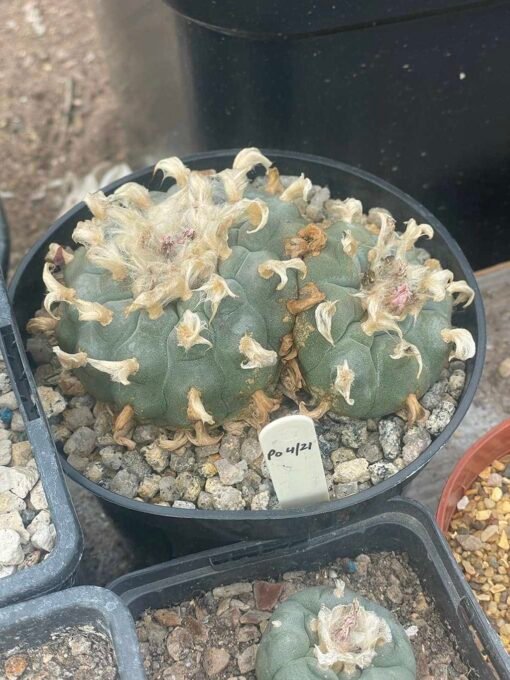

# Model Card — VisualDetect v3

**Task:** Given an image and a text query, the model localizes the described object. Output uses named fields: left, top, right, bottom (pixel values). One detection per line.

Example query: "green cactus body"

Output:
left=56, top=191, right=305, bottom=429
left=35, top=148, right=476, bottom=446
left=255, top=584, right=416, bottom=680
left=295, top=220, right=455, bottom=418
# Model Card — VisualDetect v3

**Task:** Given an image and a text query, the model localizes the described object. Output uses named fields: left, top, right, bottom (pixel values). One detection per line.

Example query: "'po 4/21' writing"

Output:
left=267, top=441, right=313, bottom=461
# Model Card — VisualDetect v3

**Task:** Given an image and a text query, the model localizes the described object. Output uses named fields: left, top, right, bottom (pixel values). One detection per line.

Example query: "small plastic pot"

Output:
left=436, top=418, right=510, bottom=532
left=0, top=275, right=83, bottom=607
left=9, top=150, right=485, bottom=552
left=109, top=498, right=508, bottom=679
left=0, top=586, right=145, bottom=680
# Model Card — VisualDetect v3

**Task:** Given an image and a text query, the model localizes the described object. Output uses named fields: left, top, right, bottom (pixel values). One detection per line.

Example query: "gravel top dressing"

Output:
left=0, top=351, right=56, bottom=579
left=448, top=454, right=510, bottom=654
left=27, top=322, right=465, bottom=511
left=0, top=625, right=117, bottom=680
left=136, top=551, right=470, bottom=679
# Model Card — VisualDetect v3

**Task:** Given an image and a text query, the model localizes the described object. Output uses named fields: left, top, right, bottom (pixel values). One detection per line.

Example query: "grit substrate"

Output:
left=0, top=351, right=56, bottom=580
left=1, top=625, right=117, bottom=680
left=137, top=551, right=470, bottom=679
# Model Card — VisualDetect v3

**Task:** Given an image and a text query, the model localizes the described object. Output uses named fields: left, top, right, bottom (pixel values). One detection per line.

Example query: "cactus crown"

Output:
left=314, top=582, right=392, bottom=673
left=33, top=148, right=475, bottom=448
left=255, top=581, right=416, bottom=679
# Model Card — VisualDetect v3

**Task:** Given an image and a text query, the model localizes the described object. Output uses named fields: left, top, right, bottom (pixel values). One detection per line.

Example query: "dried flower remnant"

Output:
left=30, top=147, right=475, bottom=449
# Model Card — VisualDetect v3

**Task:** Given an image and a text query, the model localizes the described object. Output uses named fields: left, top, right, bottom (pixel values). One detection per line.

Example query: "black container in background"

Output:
left=109, top=498, right=509, bottom=679
left=0, top=275, right=83, bottom=607
left=158, top=0, right=510, bottom=270
left=0, top=586, right=145, bottom=680
left=9, top=150, right=485, bottom=554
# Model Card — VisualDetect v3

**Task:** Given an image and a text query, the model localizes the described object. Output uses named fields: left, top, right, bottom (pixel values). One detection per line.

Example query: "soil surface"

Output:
left=137, top=551, right=470, bottom=679
left=1, top=624, right=117, bottom=680
left=0, top=0, right=126, bottom=272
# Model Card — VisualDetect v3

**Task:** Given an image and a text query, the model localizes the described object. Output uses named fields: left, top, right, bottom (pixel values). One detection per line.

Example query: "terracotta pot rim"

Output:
left=436, top=418, right=510, bottom=533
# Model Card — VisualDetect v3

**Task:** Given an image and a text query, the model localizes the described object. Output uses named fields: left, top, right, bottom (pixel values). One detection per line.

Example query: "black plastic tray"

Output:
left=109, top=498, right=510, bottom=679
left=0, top=274, right=83, bottom=607
left=0, top=586, right=145, bottom=679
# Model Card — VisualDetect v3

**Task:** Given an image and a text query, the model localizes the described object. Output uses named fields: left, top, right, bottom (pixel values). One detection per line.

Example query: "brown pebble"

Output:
left=4, top=655, right=28, bottom=679
left=153, top=609, right=182, bottom=628
left=183, top=616, right=208, bottom=641
left=253, top=581, right=284, bottom=611
left=166, top=627, right=193, bottom=661
left=237, top=644, right=257, bottom=674
left=414, top=593, right=429, bottom=612
left=239, top=610, right=271, bottom=625
left=238, top=625, right=260, bottom=643
left=203, top=647, right=230, bottom=677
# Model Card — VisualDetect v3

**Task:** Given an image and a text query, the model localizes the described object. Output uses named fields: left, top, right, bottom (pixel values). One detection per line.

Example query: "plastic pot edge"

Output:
left=0, top=276, right=83, bottom=608
left=0, top=586, right=145, bottom=680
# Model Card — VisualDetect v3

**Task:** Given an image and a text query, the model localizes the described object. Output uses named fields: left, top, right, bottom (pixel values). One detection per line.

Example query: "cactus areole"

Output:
left=32, top=148, right=476, bottom=448
left=255, top=582, right=416, bottom=679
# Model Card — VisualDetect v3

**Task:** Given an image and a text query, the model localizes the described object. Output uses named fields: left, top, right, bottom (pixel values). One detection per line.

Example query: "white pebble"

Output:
left=0, top=439, right=11, bottom=465
left=0, top=510, right=29, bottom=543
left=10, top=412, right=25, bottom=432
left=5, top=466, right=39, bottom=498
left=0, top=491, right=26, bottom=513
left=31, top=523, right=56, bottom=552
left=0, top=391, right=18, bottom=410
left=27, top=509, right=51, bottom=536
left=456, top=495, right=469, bottom=511
left=0, top=528, right=24, bottom=565
left=30, top=480, right=48, bottom=510
left=0, top=565, right=16, bottom=579
left=172, top=500, right=196, bottom=509
left=37, top=386, right=67, bottom=418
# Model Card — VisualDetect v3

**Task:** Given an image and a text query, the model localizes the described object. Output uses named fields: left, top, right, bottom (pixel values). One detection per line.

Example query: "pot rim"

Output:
left=10, top=148, right=486, bottom=523
left=436, top=417, right=510, bottom=533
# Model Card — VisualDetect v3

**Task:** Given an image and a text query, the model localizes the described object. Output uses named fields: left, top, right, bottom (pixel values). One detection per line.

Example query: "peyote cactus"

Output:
left=31, top=148, right=475, bottom=447
left=255, top=581, right=416, bottom=679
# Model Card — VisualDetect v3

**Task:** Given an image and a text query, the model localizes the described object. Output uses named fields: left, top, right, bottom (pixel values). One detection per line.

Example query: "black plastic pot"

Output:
left=158, top=1, right=510, bottom=271
left=109, top=498, right=509, bottom=679
left=0, top=274, right=83, bottom=607
left=9, top=150, right=485, bottom=552
left=0, top=586, right=145, bottom=679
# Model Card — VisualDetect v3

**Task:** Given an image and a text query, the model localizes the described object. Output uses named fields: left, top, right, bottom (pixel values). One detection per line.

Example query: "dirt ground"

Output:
left=0, top=0, right=126, bottom=272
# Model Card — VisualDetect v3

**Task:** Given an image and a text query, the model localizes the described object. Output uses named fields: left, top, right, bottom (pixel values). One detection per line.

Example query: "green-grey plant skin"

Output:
left=255, top=585, right=416, bottom=680
left=35, top=148, right=476, bottom=444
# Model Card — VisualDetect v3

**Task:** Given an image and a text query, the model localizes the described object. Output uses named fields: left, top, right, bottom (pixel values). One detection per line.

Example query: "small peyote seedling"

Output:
left=255, top=580, right=416, bottom=679
left=30, top=148, right=475, bottom=448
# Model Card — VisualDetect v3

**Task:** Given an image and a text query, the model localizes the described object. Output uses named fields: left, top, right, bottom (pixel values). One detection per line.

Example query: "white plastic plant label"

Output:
left=258, top=414, right=329, bottom=509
